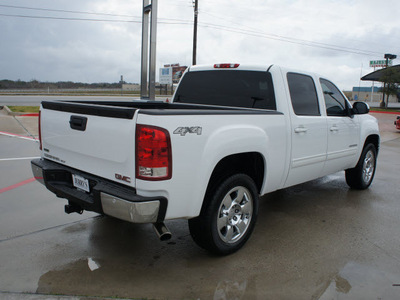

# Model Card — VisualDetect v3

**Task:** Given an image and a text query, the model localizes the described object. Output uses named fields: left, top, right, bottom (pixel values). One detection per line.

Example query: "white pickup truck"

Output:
left=31, top=63, right=379, bottom=254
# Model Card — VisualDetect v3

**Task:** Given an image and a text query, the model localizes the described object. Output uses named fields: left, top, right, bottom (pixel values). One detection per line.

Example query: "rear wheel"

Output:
left=188, top=174, right=259, bottom=255
left=345, top=143, right=377, bottom=190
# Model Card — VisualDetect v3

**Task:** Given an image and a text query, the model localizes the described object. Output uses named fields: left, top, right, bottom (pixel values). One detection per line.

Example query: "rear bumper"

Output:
left=31, top=159, right=167, bottom=223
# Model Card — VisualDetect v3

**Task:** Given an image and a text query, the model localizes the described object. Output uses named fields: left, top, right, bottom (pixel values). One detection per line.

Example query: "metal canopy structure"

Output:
left=361, top=64, right=400, bottom=82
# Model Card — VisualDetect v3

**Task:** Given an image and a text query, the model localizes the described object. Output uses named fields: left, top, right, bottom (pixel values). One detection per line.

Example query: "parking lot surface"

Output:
left=0, top=107, right=399, bottom=299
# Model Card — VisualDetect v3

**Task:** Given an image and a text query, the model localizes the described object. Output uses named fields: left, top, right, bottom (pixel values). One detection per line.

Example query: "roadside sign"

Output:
left=159, top=67, right=172, bottom=84
left=370, top=60, right=393, bottom=68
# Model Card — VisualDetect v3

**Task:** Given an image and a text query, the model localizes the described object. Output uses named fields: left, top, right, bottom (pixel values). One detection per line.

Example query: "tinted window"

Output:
left=174, top=70, right=276, bottom=110
left=320, top=78, right=348, bottom=116
left=287, top=73, right=320, bottom=116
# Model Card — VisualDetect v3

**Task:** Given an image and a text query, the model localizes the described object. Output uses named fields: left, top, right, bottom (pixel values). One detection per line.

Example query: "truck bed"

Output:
left=42, top=100, right=280, bottom=117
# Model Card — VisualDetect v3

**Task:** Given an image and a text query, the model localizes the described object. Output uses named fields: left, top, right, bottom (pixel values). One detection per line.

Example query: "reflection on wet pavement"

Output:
left=319, top=262, right=400, bottom=299
left=88, top=258, right=101, bottom=272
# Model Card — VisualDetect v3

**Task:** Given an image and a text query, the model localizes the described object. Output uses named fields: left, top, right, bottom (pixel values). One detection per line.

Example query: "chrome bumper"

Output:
left=101, top=193, right=160, bottom=223
left=31, top=158, right=167, bottom=223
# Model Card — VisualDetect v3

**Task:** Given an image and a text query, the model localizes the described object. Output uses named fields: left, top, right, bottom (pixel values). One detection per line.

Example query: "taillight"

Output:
left=214, top=63, right=240, bottom=68
left=136, top=125, right=172, bottom=181
left=38, top=110, right=42, bottom=150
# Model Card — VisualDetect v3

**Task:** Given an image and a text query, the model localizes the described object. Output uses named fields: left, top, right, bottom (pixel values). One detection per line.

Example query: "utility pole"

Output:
left=192, top=0, right=198, bottom=66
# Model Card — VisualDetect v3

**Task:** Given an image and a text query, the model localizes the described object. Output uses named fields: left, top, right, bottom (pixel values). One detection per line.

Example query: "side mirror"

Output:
left=352, top=102, right=370, bottom=115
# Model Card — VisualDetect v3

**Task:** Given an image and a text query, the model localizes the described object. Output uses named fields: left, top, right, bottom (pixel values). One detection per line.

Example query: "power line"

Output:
left=0, top=4, right=142, bottom=19
left=199, top=10, right=383, bottom=56
left=196, top=22, right=382, bottom=56
left=198, top=23, right=382, bottom=56
left=0, top=8, right=384, bottom=56
left=0, top=13, right=142, bottom=23
left=0, top=4, right=192, bottom=23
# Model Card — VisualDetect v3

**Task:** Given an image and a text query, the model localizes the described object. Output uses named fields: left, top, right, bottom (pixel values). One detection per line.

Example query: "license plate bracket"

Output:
left=72, top=174, right=90, bottom=193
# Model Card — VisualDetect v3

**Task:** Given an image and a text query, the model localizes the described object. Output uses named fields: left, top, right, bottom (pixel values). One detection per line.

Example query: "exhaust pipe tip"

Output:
left=153, top=222, right=172, bottom=241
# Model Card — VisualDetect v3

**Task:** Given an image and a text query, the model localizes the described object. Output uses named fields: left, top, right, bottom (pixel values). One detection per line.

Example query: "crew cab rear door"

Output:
left=284, top=72, right=328, bottom=187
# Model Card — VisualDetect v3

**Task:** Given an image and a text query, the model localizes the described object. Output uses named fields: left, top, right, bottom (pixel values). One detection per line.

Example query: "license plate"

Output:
left=72, top=174, right=90, bottom=193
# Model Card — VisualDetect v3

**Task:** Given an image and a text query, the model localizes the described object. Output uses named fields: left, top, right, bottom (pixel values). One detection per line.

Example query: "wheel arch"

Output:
left=200, top=152, right=265, bottom=214
left=363, top=134, right=380, bottom=154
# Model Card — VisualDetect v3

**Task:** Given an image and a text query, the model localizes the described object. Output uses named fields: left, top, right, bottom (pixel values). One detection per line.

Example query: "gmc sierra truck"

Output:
left=31, top=63, right=380, bottom=254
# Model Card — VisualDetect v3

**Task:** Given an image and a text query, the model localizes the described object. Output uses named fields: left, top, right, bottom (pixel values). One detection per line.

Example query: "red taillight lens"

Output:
left=38, top=110, right=42, bottom=150
left=214, top=63, right=240, bottom=68
left=136, top=125, right=172, bottom=181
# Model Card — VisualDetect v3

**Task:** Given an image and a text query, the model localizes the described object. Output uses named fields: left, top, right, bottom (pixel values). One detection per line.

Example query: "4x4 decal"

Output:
left=173, top=126, right=202, bottom=136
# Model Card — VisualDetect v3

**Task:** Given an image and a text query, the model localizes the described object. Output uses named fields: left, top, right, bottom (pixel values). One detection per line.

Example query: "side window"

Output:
left=287, top=73, right=320, bottom=116
left=320, top=78, right=347, bottom=116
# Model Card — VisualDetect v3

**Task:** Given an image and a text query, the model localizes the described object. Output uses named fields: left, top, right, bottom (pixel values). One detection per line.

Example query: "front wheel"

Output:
left=345, top=143, right=377, bottom=190
left=188, top=174, right=259, bottom=255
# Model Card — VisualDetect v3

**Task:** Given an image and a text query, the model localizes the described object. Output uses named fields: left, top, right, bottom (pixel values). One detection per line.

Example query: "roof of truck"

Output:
left=186, top=63, right=323, bottom=79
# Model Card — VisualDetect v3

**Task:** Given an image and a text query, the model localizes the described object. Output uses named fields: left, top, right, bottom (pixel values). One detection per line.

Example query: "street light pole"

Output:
left=192, top=0, right=198, bottom=66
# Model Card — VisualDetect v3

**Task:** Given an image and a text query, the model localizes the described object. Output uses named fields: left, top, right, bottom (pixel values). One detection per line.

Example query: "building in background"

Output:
left=352, top=86, right=399, bottom=103
left=164, top=64, right=188, bottom=84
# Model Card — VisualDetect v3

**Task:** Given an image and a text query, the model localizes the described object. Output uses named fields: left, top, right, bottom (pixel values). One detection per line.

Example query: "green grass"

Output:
left=7, top=106, right=40, bottom=113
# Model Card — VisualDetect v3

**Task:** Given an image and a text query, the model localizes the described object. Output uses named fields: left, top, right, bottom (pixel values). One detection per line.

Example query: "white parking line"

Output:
left=0, top=131, right=38, bottom=141
left=0, top=157, right=40, bottom=161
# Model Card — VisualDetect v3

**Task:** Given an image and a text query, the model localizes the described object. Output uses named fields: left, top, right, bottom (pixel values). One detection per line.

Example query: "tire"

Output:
left=188, top=174, right=259, bottom=255
left=345, top=143, right=377, bottom=190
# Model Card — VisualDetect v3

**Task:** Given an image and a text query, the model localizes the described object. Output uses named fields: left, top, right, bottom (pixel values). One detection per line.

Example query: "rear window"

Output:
left=174, top=70, right=276, bottom=110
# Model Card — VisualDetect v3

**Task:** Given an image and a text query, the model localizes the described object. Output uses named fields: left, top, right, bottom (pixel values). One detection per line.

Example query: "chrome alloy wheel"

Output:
left=362, top=150, right=375, bottom=184
left=217, top=186, right=253, bottom=244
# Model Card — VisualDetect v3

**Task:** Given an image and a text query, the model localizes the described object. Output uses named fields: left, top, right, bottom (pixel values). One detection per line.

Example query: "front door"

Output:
left=319, top=79, right=359, bottom=175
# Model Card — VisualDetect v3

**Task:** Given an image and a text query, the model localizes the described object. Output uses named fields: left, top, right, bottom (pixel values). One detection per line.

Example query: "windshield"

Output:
left=174, top=70, right=276, bottom=110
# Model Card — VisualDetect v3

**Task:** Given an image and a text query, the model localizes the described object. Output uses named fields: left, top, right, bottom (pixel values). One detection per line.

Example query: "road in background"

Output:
left=0, top=95, right=168, bottom=106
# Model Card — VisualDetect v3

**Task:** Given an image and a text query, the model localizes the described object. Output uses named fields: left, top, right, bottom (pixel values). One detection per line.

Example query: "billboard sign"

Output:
left=370, top=60, right=393, bottom=68
left=159, top=67, right=172, bottom=85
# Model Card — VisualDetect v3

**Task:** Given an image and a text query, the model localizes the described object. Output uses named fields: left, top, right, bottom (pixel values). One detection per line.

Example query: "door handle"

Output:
left=330, top=125, right=339, bottom=132
left=69, top=115, right=88, bottom=131
left=294, top=126, right=308, bottom=133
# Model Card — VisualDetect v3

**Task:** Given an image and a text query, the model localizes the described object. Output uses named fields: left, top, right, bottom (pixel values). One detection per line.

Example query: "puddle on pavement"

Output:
left=36, top=258, right=251, bottom=299
left=318, top=261, right=400, bottom=299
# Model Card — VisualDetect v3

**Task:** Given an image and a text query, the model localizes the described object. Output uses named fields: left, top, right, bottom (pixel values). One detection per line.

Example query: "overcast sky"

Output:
left=0, top=0, right=399, bottom=90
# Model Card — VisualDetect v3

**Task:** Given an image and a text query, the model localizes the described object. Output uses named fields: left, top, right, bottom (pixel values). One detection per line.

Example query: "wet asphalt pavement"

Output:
left=0, top=107, right=400, bottom=300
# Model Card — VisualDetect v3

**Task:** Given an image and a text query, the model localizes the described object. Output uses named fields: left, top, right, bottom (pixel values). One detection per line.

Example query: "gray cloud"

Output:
left=0, top=0, right=399, bottom=90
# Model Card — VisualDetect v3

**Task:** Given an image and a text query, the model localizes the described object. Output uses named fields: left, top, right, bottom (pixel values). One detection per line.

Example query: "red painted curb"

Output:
left=370, top=111, right=400, bottom=115
left=0, top=178, right=36, bottom=194
left=20, top=113, right=39, bottom=117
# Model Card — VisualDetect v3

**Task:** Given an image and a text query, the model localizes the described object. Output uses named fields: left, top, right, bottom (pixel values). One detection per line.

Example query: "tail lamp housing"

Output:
left=38, top=110, right=42, bottom=150
left=136, top=125, right=172, bottom=181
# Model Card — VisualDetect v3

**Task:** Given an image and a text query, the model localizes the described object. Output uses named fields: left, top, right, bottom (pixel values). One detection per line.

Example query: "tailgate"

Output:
left=40, top=101, right=137, bottom=188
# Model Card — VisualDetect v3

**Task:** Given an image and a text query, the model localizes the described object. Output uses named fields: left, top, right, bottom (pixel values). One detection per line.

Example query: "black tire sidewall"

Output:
left=360, top=144, right=377, bottom=188
left=346, top=143, right=377, bottom=189
left=207, top=174, right=259, bottom=254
